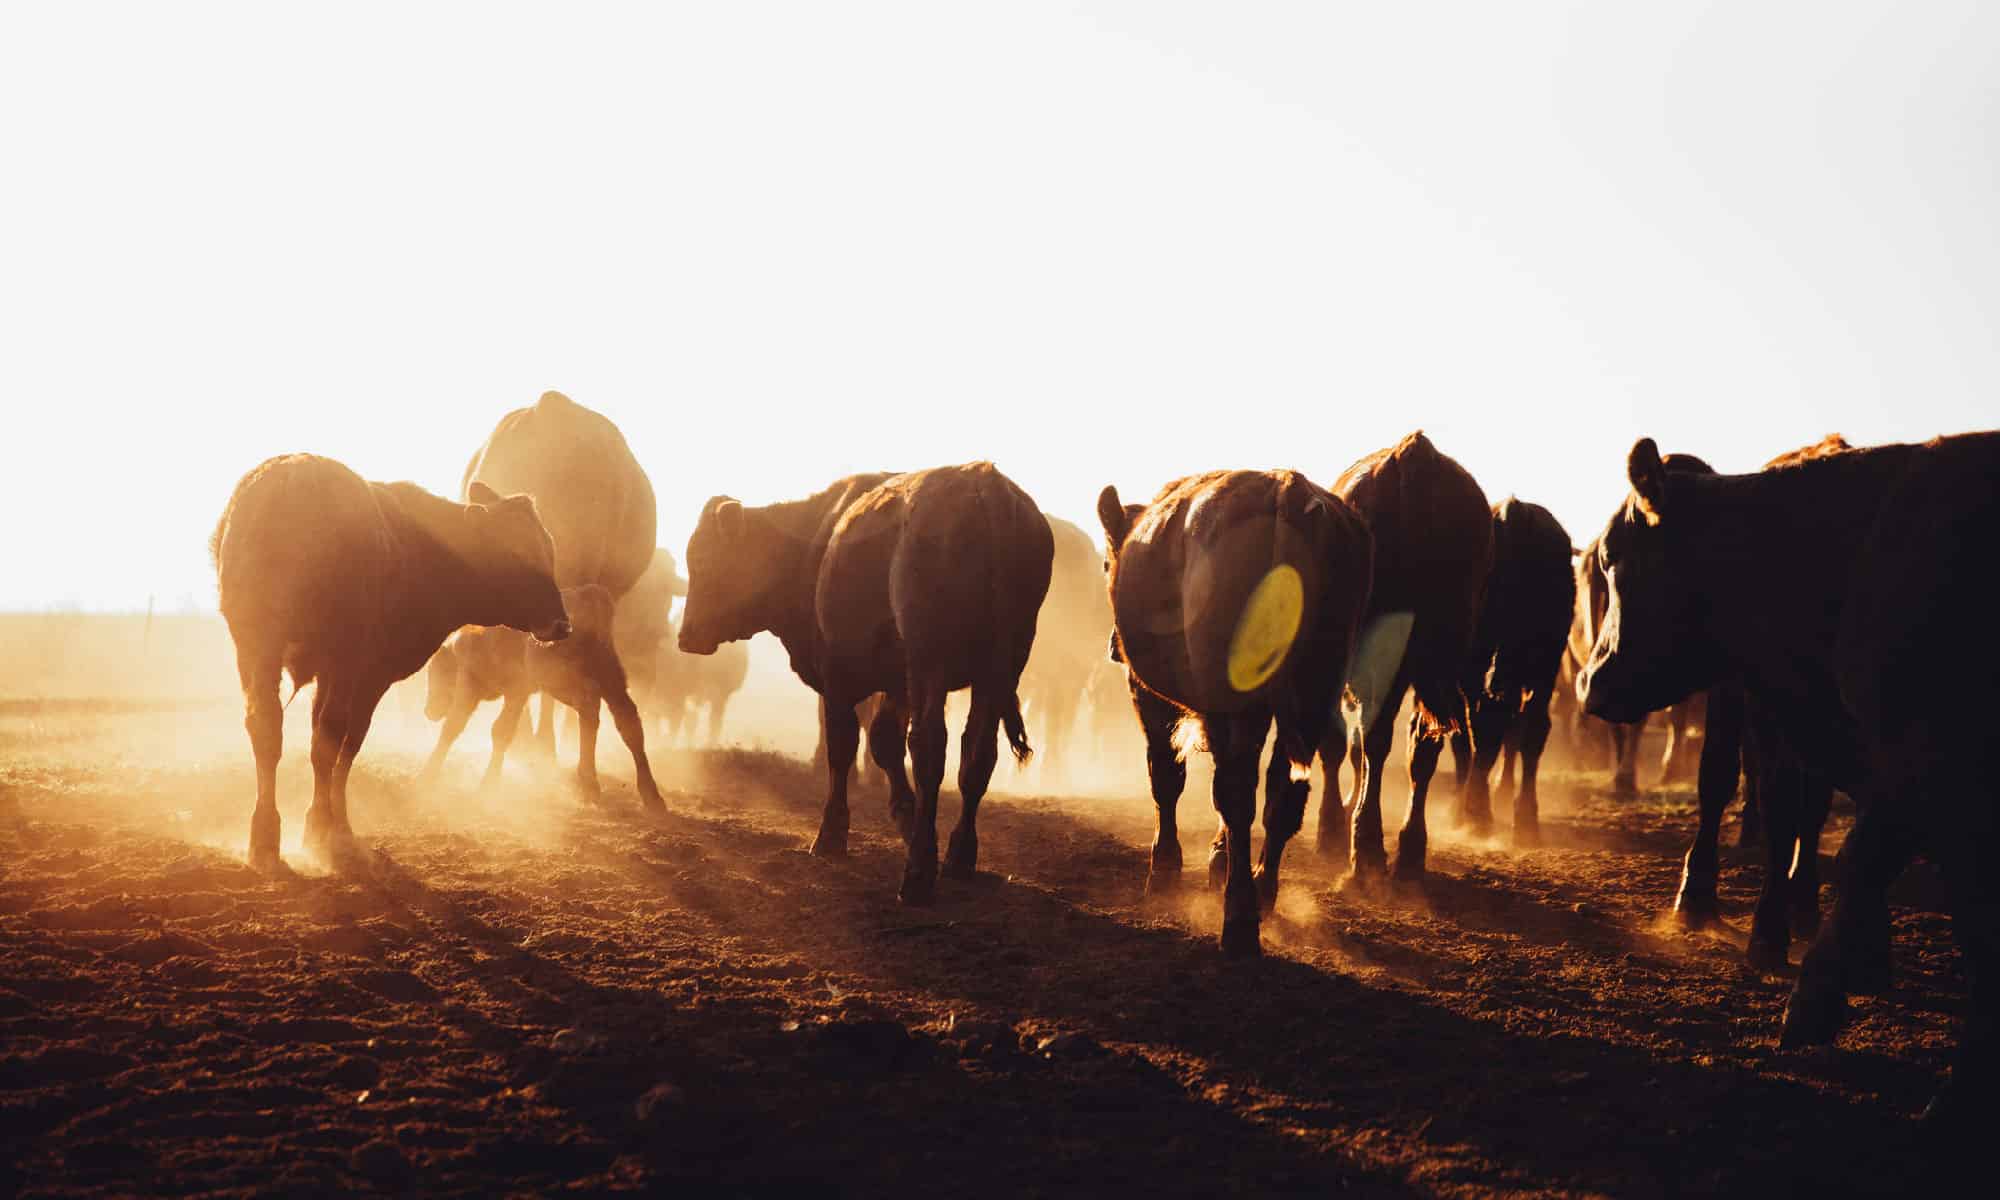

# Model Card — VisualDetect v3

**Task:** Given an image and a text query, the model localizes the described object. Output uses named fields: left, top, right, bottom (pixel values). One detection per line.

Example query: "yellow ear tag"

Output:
left=1228, top=564, right=1304, bottom=692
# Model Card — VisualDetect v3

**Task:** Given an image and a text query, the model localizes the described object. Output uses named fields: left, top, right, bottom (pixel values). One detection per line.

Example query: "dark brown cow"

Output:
left=212, top=454, right=569, bottom=869
left=1018, top=514, right=1114, bottom=784
left=463, top=390, right=659, bottom=767
left=1447, top=498, right=1574, bottom=843
left=1580, top=430, right=2000, bottom=1130
left=1099, top=470, right=1372, bottom=955
left=1314, top=432, right=1493, bottom=883
left=420, top=585, right=663, bottom=807
left=680, top=463, right=1053, bottom=905
left=1569, top=542, right=1646, bottom=793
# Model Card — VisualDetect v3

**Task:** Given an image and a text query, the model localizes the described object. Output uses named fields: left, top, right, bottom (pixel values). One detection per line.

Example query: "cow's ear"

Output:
left=467, top=481, right=502, bottom=507
left=1627, top=438, right=1667, bottom=527
left=713, top=499, right=745, bottom=540
left=1096, top=485, right=1130, bottom=549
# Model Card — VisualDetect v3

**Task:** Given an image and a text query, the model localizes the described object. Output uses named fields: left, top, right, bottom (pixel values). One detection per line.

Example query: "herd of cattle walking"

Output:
left=208, top=389, right=1997, bottom=1130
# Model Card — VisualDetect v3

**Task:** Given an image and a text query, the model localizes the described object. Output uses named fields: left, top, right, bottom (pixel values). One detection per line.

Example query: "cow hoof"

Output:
left=1673, top=891, right=1721, bottom=930
left=1790, top=898, right=1823, bottom=941
left=248, top=843, right=284, bottom=873
left=1745, top=936, right=1790, bottom=973
left=941, top=830, right=977, bottom=879
left=1220, top=917, right=1262, bottom=958
left=1145, top=866, right=1181, bottom=896
left=1456, top=809, right=1493, bottom=837
left=809, top=829, right=848, bottom=858
left=1341, top=856, right=1388, bottom=896
left=1778, top=983, right=1846, bottom=1048
left=1510, top=821, right=1541, bottom=848
left=1390, top=855, right=1427, bottom=887
left=890, top=805, right=916, bottom=844
left=1252, top=868, right=1279, bottom=914
left=898, top=867, right=937, bottom=907
left=637, top=786, right=666, bottom=813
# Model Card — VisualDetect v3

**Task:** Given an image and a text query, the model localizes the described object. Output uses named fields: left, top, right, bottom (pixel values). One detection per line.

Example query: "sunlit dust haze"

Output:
left=4, top=0, right=1997, bottom=617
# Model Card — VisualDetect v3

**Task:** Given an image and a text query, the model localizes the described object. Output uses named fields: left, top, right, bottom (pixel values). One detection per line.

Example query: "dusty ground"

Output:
left=0, top=696, right=1964, bottom=1199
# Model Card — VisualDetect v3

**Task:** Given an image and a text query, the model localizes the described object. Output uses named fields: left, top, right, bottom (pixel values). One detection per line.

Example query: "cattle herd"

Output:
left=207, top=389, right=1997, bottom=1134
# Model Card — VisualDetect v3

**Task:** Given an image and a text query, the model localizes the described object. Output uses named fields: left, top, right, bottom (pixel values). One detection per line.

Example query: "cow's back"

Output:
left=213, top=454, right=395, bottom=658
left=1838, top=431, right=2000, bottom=761
left=1482, top=498, right=1575, bottom=693
left=463, top=391, right=658, bottom=597
left=1111, top=470, right=1368, bottom=715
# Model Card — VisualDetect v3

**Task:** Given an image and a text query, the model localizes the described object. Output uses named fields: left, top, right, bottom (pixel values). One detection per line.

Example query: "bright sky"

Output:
left=3, top=1, right=1995, bottom=611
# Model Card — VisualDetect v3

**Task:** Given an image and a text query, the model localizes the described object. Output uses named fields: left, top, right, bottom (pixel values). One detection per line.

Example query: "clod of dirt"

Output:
left=349, top=1138, right=409, bottom=1182
left=787, top=1017, right=931, bottom=1076
left=941, top=1018, right=1017, bottom=1058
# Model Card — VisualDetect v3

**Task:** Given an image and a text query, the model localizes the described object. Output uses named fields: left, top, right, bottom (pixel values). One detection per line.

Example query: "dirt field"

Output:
left=0, top=684, right=1963, bottom=1198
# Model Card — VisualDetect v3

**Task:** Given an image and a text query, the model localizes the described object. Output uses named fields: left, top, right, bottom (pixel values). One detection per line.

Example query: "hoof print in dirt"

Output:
left=787, top=1017, right=931, bottom=1077
left=349, top=1139, right=410, bottom=1184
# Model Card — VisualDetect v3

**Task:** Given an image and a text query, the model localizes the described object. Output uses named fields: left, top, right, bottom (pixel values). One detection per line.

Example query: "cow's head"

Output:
left=466, top=481, right=570, bottom=643
left=1577, top=439, right=1725, bottom=721
left=679, top=495, right=777, bottom=655
left=1095, top=485, right=1146, bottom=663
left=424, top=643, right=460, bottom=721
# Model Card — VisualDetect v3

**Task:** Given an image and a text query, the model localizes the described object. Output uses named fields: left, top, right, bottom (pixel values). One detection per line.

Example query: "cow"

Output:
left=1446, top=498, right=1575, bottom=844
left=212, top=454, right=569, bottom=869
left=679, top=463, right=1054, bottom=905
left=1569, top=543, right=1646, bottom=793
left=1313, top=432, right=1493, bottom=883
left=613, top=547, right=688, bottom=708
left=1099, top=470, right=1372, bottom=955
left=1667, top=439, right=1852, bottom=966
left=651, top=612, right=751, bottom=745
left=418, top=585, right=663, bottom=807
left=463, top=390, right=659, bottom=767
left=1017, top=514, right=1114, bottom=785
left=1579, top=430, right=2000, bottom=1131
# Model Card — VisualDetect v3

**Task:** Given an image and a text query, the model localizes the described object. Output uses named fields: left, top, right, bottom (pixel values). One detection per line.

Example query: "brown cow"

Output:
left=1018, top=514, right=1114, bottom=785
left=1579, top=430, right=2000, bottom=1130
left=419, top=585, right=663, bottom=807
left=463, top=390, right=659, bottom=766
left=679, top=463, right=1053, bottom=905
left=651, top=612, right=751, bottom=745
left=613, top=547, right=687, bottom=707
left=1446, top=498, right=1575, bottom=843
left=212, top=454, right=569, bottom=869
left=1099, top=470, right=1372, bottom=955
left=1314, top=432, right=1492, bottom=883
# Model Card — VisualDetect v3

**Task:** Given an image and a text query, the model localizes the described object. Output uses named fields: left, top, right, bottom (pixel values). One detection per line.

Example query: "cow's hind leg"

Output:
left=1927, top=823, right=1999, bottom=1137
left=900, top=682, right=949, bottom=905
left=1209, top=713, right=1267, bottom=957
left=1789, top=771, right=1832, bottom=940
left=1345, top=679, right=1407, bottom=888
left=1675, top=684, right=1744, bottom=928
left=867, top=695, right=916, bottom=838
left=419, top=697, right=477, bottom=788
left=1747, top=758, right=1804, bottom=970
left=1133, top=685, right=1188, bottom=894
left=302, top=680, right=346, bottom=853
left=943, top=687, right=1007, bottom=880
left=1314, top=722, right=1355, bottom=866
left=481, top=692, right=530, bottom=791
left=237, top=647, right=285, bottom=870
left=1395, top=717, right=1444, bottom=884
left=813, top=697, right=863, bottom=858
left=1512, top=701, right=1551, bottom=845
left=1457, top=697, right=1505, bottom=836
left=1254, top=723, right=1312, bottom=913
left=326, top=678, right=390, bottom=853
left=604, top=688, right=664, bottom=810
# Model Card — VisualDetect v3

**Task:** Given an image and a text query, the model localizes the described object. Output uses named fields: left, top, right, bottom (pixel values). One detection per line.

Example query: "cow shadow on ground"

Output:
left=604, top=750, right=1954, bottom=1198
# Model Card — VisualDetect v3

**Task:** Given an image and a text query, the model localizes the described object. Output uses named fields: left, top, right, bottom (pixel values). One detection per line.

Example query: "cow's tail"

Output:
left=1001, top=691, right=1033, bottom=766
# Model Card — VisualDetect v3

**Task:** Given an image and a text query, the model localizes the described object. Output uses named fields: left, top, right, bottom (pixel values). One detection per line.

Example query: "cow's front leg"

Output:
left=303, top=681, right=346, bottom=854
left=1345, top=681, right=1405, bottom=888
left=1782, top=803, right=1913, bottom=1046
left=1394, top=711, right=1445, bottom=884
left=866, top=695, right=915, bottom=839
left=813, top=697, right=861, bottom=858
left=1313, top=712, right=1354, bottom=866
left=572, top=698, right=604, bottom=801
left=943, top=687, right=1005, bottom=879
left=482, top=692, right=530, bottom=791
left=1676, top=684, right=1744, bottom=927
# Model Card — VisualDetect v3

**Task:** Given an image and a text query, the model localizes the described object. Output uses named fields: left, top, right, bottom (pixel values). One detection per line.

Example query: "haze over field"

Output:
left=3, top=1, right=1996, bottom=612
